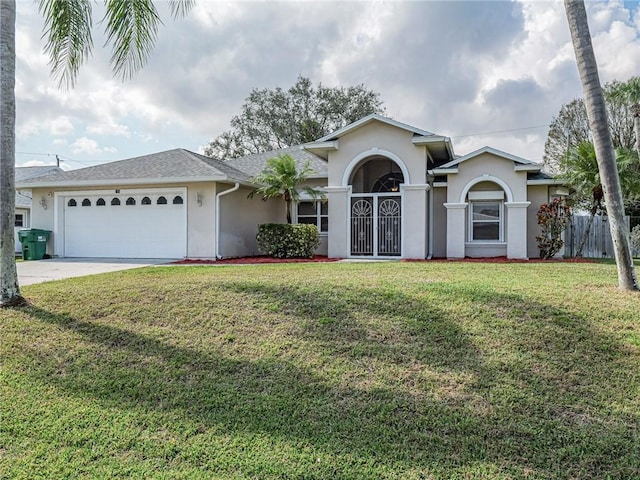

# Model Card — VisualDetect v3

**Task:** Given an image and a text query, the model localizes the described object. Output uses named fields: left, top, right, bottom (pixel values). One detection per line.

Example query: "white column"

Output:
left=325, top=186, right=350, bottom=258
left=444, top=202, right=467, bottom=258
left=505, top=201, right=531, bottom=259
left=402, top=184, right=429, bottom=259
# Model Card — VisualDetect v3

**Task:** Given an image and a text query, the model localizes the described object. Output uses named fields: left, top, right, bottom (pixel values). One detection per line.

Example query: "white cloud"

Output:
left=86, top=122, right=131, bottom=137
left=70, top=137, right=116, bottom=156
left=12, top=0, right=640, bottom=168
left=50, top=116, right=74, bottom=136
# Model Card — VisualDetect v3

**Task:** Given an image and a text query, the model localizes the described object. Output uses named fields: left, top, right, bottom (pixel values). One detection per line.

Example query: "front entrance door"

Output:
left=350, top=195, right=401, bottom=257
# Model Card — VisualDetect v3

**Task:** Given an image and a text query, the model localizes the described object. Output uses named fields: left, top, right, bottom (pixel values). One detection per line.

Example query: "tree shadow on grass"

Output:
left=18, top=278, right=640, bottom=479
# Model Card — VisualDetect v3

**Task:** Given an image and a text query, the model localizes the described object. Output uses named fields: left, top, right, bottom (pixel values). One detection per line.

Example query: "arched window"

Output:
left=157, top=196, right=167, bottom=205
left=141, top=196, right=151, bottom=205
left=96, top=198, right=106, bottom=206
left=111, top=198, right=121, bottom=206
left=349, top=157, right=404, bottom=194
left=126, top=197, right=136, bottom=206
left=81, top=198, right=91, bottom=207
left=172, top=195, right=184, bottom=205
left=67, top=199, right=77, bottom=207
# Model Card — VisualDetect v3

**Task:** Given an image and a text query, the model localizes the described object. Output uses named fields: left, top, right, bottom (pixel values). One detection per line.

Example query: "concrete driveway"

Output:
left=17, top=258, right=174, bottom=286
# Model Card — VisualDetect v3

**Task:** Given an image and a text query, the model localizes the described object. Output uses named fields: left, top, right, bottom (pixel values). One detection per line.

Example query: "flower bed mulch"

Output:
left=171, top=255, right=595, bottom=265
left=403, top=256, right=595, bottom=263
left=171, top=255, right=339, bottom=265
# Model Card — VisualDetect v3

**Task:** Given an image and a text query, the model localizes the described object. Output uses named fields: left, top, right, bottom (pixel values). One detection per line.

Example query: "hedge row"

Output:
left=256, top=223, right=320, bottom=258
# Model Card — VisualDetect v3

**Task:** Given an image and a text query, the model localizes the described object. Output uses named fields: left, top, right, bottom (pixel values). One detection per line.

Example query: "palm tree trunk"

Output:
left=565, top=0, right=639, bottom=290
left=0, top=0, right=25, bottom=307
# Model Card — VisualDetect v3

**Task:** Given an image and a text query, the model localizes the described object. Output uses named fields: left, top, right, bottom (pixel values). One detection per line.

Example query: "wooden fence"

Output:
left=564, top=215, right=631, bottom=259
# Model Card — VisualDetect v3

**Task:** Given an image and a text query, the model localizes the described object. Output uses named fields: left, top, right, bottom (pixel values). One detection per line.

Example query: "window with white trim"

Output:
left=470, top=201, right=502, bottom=241
left=467, top=190, right=504, bottom=242
left=15, top=214, right=24, bottom=227
left=297, top=201, right=328, bottom=233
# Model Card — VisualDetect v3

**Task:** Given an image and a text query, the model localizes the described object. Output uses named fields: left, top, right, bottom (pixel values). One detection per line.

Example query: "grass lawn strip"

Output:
left=1, top=261, right=639, bottom=479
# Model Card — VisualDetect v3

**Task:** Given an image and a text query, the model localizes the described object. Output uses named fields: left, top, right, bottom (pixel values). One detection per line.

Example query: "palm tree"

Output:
left=0, top=0, right=193, bottom=307
left=249, top=154, right=326, bottom=224
left=564, top=0, right=638, bottom=290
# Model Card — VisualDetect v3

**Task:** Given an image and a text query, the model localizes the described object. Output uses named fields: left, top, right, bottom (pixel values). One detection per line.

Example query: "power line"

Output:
left=450, top=124, right=550, bottom=139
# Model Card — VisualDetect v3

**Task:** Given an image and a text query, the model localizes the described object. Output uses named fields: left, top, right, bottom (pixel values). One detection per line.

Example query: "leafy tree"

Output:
left=248, top=154, right=325, bottom=224
left=205, top=76, right=385, bottom=160
left=609, top=76, right=640, bottom=157
left=0, top=0, right=192, bottom=307
left=564, top=0, right=638, bottom=290
left=543, top=78, right=637, bottom=174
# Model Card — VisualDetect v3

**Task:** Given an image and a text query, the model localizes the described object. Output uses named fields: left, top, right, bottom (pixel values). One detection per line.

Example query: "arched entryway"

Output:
left=348, top=156, right=404, bottom=257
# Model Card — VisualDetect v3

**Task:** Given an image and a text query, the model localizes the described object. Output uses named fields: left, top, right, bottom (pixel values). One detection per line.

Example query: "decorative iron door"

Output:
left=351, top=197, right=374, bottom=256
left=378, top=196, right=401, bottom=256
left=350, top=196, right=401, bottom=257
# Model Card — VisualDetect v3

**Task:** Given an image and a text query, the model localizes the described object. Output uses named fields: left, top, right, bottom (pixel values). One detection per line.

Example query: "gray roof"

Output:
left=16, top=165, right=62, bottom=182
left=226, top=145, right=328, bottom=178
left=17, top=149, right=253, bottom=188
left=15, top=166, right=63, bottom=208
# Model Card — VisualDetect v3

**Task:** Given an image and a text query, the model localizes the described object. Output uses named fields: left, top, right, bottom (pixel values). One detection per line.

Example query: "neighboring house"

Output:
left=17, top=114, right=565, bottom=260
left=14, top=166, right=63, bottom=253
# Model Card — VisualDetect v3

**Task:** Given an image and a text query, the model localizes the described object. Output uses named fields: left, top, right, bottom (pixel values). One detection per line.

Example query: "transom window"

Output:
left=297, top=201, right=328, bottom=233
left=470, top=201, right=502, bottom=241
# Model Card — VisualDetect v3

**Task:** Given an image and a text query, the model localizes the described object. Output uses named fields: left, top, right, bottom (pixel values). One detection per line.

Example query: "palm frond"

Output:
left=168, top=0, right=194, bottom=18
left=39, top=0, right=93, bottom=89
left=103, top=0, right=161, bottom=81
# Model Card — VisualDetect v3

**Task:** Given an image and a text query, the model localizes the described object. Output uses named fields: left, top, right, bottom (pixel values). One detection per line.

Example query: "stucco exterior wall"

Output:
left=445, top=154, right=531, bottom=259
left=326, top=122, right=427, bottom=187
left=446, top=154, right=528, bottom=203
left=324, top=120, right=429, bottom=258
left=186, top=183, right=216, bottom=258
left=527, top=185, right=549, bottom=258
left=432, top=188, right=447, bottom=258
left=219, top=185, right=281, bottom=258
left=30, top=188, right=56, bottom=256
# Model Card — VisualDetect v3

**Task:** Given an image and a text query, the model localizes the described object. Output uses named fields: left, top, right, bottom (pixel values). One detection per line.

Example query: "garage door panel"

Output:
left=64, top=192, right=186, bottom=258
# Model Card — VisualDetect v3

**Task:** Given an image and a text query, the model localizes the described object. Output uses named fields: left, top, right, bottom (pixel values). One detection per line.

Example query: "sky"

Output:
left=14, top=0, right=640, bottom=171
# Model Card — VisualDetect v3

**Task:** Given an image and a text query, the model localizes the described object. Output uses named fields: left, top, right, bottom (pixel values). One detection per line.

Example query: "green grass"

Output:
left=2, top=261, right=640, bottom=479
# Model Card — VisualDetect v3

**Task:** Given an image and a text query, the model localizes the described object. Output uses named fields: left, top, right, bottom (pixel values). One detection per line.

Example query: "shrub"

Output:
left=630, top=225, right=640, bottom=257
left=256, top=223, right=320, bottom=258
left=536, top=198, right=571, bottom=259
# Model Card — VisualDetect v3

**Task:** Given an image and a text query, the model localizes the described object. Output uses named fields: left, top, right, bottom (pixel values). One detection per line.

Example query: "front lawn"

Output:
left=1, top=261, right=639, bottom=479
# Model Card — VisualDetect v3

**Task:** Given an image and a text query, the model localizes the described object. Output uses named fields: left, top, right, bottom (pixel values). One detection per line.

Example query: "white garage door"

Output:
left=63, top=190, right=186, bottom=258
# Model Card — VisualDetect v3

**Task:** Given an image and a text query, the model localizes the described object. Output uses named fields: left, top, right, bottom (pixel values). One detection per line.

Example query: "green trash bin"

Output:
left=18, top=229, right=51, bottom=260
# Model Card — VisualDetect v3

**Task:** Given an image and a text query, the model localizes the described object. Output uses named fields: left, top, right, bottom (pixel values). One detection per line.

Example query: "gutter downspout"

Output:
left=215, top=183, right=240, bottom=259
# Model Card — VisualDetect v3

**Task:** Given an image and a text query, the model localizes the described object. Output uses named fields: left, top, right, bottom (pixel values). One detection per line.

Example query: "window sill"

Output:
left=465, top=241, right=506, bottom=246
